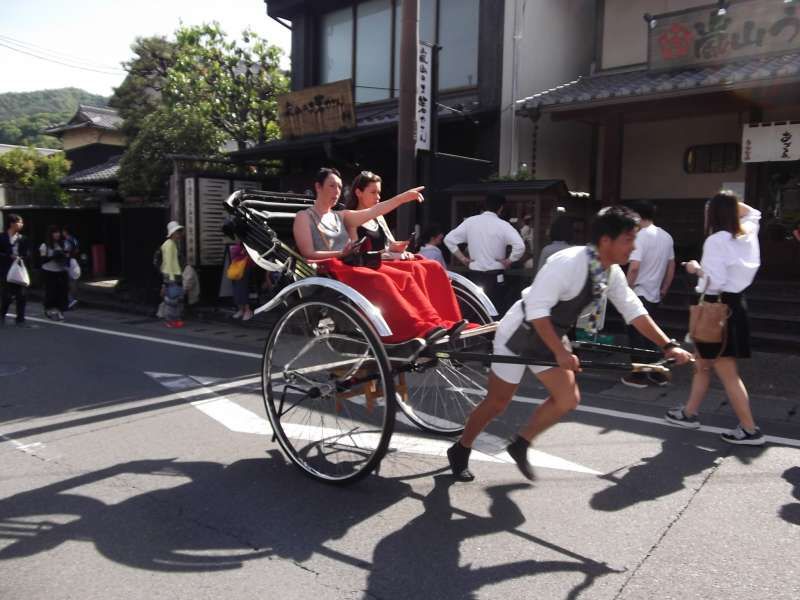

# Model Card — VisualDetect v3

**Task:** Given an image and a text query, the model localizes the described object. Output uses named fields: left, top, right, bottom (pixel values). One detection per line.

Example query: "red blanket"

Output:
left=319, top=257, right=464, bottom=343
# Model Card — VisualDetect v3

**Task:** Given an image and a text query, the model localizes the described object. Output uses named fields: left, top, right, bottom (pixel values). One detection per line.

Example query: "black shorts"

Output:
left=693, top=292, right=751, bottom=359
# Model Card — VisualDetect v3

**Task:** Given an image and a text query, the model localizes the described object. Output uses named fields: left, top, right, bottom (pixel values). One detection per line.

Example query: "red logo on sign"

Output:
left=658, top=23, right=693, bottom=60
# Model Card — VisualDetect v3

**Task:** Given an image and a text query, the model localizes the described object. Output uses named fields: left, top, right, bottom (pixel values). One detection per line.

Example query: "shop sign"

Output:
left=184, top=177, right=196, bottom=266
left=742, top=122, right=800, bottom=162
left=649, top=0, right=800, bottom=70
left=277, top=80, right=355, bottom=138
left=415, top=42, right=433, bottom=152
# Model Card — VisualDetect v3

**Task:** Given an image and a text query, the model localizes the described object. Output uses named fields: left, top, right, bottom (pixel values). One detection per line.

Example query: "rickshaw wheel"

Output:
left=262, top=297, right=396, bottom=484
left=395, top=285, right=494, bottom=436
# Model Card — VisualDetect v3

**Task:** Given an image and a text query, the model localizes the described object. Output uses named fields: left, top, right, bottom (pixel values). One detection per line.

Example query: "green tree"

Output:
left=0, top=147, right=70, bottom=204
left=166, top=23, right=288, bottom=150
left=118, top=106, right=225, bottom=200
left=109, top=36, right=176, bottom=137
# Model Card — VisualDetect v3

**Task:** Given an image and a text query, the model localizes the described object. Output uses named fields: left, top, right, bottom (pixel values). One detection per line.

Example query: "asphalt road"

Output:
left=2, top=306, right=799, bottom=600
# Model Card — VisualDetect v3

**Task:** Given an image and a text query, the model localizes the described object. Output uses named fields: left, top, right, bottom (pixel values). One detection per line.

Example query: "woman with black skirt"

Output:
left=39, top=225, right=70, bottom=321
left=665, top=192, right=764, bottom=445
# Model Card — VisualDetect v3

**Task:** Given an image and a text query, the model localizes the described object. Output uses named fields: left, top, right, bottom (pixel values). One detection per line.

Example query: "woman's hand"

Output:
left=398, top=186, right=425, bottom=204
left=683, top=260, right=701, bottom=275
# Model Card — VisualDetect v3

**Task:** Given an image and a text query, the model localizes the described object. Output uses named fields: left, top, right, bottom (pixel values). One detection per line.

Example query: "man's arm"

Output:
left=444, top=221, right=471, bottom=266
left=626, top=260, right=640, bottom=288
left=660, top=259, right=675, bottom=298
left=531, top=317, right=581, bottom=371
left=504, top=225, right=526, bottom=266
left=629, top=314, right=692, bottom=364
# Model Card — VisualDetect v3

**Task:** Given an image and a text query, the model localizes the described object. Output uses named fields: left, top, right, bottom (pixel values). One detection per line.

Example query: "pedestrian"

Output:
left=536, top=215, right=574, bottom=272
left=62, top=225, right=80, bottom=309
left=444, top=194, right=525, bottom=314
left=446, top=206, right=693, bottom=481
left=39, top=225, right=70, bottom=321
left=621, top=201, right=675, bottom=388
left=520, top=214, right=535, bottom=268
left=418, top=223, right=447, bottom=269
left=0, top=214, right=31, bottom=326
left=665, top=192, right=765, bottom=446
left=228, top=240, right=253, bottom=321
left=160, top=221, right=185, bottom=328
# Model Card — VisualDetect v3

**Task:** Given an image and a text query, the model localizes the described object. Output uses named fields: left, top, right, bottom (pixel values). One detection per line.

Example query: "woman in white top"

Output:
left=39, top=225, right=70, bottom=321
left=665, top=191, right=764, bottom=446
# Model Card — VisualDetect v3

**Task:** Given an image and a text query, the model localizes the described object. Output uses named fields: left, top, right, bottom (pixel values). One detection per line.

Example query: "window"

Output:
left=356, top=0, right=392, bottom=103
left=321, top=7, right=353, bottom=84
left=320, top=0, right=480, bottom=104
left=684, top=143, right=741, bottom=174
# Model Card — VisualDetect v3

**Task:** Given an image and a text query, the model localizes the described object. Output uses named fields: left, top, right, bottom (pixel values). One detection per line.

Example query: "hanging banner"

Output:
left=184, top=177, right=197, bottom=266
left=277, top=80, right=355, bottom=138
left=742, top=122, right=800, bottom=162
left=415, top=42, right=433, bottom=152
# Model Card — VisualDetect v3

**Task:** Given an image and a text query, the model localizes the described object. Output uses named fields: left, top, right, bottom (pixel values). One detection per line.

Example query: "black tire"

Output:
left=395, top=284, right=494, bottom=436
left=262, top=297, right=396, bottom=484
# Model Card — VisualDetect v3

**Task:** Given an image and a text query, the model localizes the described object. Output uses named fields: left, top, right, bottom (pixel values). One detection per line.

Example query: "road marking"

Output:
left=0, top=433, right=54, bottom=460
left=19, top=316, right=262, bottom=359
left=147, top=372, right=601, bottom=474
left=25, top=317, right=800, bottom=450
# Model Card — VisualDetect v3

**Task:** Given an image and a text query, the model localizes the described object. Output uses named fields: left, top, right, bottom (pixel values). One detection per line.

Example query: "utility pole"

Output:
left=396, top=0, right=419, bottom=238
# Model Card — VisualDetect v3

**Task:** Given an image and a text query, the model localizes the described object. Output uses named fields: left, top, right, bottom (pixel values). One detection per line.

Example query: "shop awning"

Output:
left=517, top=51, right=800, bottom=116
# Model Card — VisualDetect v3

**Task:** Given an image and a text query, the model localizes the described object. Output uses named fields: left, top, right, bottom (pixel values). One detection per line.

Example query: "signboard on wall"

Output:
left=648, top=0, right=800, bottom=70
left=276, top=79, right=355, bottom=138
left=742, top=122, right=800, bottom=162
left=415, top=42, right=433, bottom=152
left=184, top=177, right=196, bottom=266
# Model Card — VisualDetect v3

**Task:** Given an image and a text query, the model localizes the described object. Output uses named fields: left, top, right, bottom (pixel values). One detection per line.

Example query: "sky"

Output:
left=0, top=0, right=292, bottom=96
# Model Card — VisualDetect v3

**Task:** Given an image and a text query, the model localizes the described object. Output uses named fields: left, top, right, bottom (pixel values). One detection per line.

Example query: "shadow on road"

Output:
left=0, top=454, right=620, bottom=598
left=780, top=466, right=800, bottom=526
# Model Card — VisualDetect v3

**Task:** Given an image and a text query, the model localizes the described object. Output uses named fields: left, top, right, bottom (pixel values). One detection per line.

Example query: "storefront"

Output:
left=517, top=0, right=800, bottom=278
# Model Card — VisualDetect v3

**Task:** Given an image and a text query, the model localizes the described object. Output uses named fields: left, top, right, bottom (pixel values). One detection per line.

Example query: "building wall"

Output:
left=499, top=0, right=596, bottom=190
left=62, top=129, right=126, bottom=151
left=621, top=113, right=746, bottom=200
left=601, top=0, right=708, bottom=70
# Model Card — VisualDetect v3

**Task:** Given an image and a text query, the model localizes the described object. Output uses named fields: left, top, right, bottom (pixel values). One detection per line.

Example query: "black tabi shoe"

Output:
left=506, top=435, right=536, bottom=481
left=424, top=326, right=448, bottom=346
left=445, top=319, right=469, bottom=342
left=447, top=442, right=475, bottom=482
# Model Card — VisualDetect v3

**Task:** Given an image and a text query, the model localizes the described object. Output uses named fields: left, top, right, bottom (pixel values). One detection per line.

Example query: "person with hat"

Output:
left=160, top=221, right=185, bottom=328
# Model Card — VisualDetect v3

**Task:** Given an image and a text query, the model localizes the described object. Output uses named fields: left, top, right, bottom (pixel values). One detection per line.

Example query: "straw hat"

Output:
left=166, top=221, right=184, bottom=237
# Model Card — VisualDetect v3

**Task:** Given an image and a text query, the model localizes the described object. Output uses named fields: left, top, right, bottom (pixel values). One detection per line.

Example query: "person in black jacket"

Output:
left=0, top=214, right=30, bottom=326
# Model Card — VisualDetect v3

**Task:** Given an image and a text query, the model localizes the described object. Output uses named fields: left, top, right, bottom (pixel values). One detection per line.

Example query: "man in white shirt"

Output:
left=444, top=195, right=525, bottom=313
left=446, top=206, right=693, bottom=482
left=623, top=201, right=675, bottom=388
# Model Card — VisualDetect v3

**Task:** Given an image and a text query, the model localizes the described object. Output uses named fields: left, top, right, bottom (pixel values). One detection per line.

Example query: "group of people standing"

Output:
left=1, top=214, right=80, bottom=325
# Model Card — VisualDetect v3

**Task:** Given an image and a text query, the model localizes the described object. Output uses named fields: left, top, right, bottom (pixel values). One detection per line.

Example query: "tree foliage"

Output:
left=116, top=24, right=288, bottom=198
left=165, top=23, right=288, bottom=150
left=118, top=106, right=225, bottom=200
left=0, top=87, right=108, bottom=121
left=109, top=36, right=176, bottom=138
left=0, top=147, right=71, bottom=204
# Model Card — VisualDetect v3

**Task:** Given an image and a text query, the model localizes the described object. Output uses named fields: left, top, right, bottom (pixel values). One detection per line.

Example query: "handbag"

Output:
left=68, top=258, right=81, bottom=281
left=227, top=257, right=247, bottom=280
left=688, top=279, right=731, bottom=344
left=7, top=258, right=30, bottom=287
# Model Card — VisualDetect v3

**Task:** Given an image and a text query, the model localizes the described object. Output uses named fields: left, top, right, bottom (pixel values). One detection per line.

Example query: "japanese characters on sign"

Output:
left=184, top=177, right=197, bottom=266
left=648, top=0, right=800, bottom=70
left=742, top=123, right=800, bottom=162
left=277, top=80, right=355, bottom=138
left=415, top=42, right=433, bottom=153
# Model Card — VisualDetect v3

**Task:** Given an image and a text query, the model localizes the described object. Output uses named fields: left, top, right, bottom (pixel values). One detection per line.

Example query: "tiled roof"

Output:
left=517, top=51, right=800, bottom=114
left=45, top=105, right=122, bottom=134
left=60, top=155, right=121, bottom=186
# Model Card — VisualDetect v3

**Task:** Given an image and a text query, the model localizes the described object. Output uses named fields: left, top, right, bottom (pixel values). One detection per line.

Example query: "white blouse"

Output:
left=697, top=206, right=761, bottom=294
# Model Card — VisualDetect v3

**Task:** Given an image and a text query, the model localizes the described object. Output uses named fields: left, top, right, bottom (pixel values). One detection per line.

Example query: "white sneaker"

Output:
left=232, top=310, right=243, bottom=319
left=721, top=425, right=765, bottom=446
left=56, top=310, right=65, bottom=321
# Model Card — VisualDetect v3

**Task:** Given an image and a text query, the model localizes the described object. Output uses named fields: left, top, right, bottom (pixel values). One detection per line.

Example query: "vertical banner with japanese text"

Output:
left=742, top=123, right=800, bottom=162
left=415, top=42, right=433, bottom=153
left=184, top=177, right=197, bottom=266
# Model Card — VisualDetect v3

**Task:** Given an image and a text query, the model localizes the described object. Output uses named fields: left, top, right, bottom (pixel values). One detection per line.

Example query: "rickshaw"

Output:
left=224, top=190, right=672, bottom=485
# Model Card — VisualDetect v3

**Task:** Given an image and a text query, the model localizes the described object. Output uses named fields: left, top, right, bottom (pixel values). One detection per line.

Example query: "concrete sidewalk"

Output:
left=28, top=278, right=800, bottom=429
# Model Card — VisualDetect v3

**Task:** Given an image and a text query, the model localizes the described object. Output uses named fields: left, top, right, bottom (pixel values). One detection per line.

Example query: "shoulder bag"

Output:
left=688, top=278, right=731, bottom=344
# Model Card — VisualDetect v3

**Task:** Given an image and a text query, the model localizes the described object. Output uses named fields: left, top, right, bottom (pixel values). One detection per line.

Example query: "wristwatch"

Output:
left=660, top=338, right=681, bottom=351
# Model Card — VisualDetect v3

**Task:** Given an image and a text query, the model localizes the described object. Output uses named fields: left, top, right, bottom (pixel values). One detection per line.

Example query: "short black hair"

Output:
left=486, top=194, right=505, bottom=212
left=422, top=223, right=443, bottom=242
left=549, top=216, right=574, bottom=243
left=314, top=167, right=342, bottom=187
left=590, top=205, right=640, bottom=244
left=631, top=200, right=656, bottom=221
left=6, top=213, right=22, bottom=226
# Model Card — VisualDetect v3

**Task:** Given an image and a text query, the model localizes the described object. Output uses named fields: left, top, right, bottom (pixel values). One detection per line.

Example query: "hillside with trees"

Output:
left=0, top=87, right=109, bottom=148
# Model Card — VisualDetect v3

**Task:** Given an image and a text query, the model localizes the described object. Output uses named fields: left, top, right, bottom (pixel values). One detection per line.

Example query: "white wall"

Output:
left=621, top=113, right=746, bottom=200
left=499, top=0, right=595, bottom=190
left=601, top=0, right=709, bottom=70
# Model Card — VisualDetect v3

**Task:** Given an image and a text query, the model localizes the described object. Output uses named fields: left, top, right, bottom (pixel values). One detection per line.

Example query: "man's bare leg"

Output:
left=518, top=367, right=580, bottom=442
